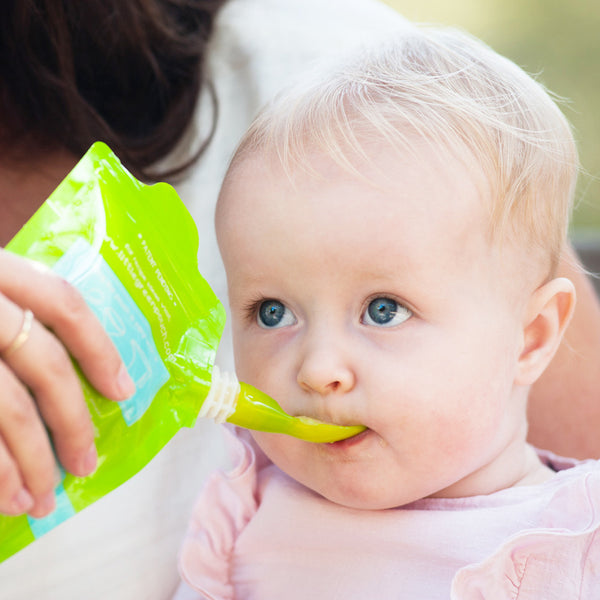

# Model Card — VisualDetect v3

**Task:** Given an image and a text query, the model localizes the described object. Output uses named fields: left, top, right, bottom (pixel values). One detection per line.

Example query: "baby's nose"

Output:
left=296, top=334, right=355, bottom=395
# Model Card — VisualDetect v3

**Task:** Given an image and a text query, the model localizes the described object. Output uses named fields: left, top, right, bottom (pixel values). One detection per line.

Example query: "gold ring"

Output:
left=2, top=309, right=34, bottom=358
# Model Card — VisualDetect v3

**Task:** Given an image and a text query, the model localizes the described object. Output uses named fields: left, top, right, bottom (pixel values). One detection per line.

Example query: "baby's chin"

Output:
left=299, top=472, right=411, bottom=511
left=316, top=486, right=406, bottom=510
left=252, top=431, right=418, bottom=509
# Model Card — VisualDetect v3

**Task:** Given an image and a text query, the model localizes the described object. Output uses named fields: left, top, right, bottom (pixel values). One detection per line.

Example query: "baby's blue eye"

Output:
left=257, top=300, right=296, bottom=328
left=363, top=297, right=411, bottom=327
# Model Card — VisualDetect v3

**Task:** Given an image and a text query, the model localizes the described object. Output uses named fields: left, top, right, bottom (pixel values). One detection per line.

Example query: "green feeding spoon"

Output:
left=200, top=367, right=366, bottom=443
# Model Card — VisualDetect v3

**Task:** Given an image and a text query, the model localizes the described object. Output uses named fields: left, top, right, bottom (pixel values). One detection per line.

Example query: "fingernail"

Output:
left=81, top=444, right=97, bottom=475
left=41, top=491, right=56, bottom=513
left=11, top=488, right=34, bottom=514
left=35, top=491, right=56, bottom=517
left=117, top=364, right=136, bottom=399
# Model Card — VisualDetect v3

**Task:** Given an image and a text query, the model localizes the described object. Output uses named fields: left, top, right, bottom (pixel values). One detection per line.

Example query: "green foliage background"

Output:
left=383, top=0, right=600, bottom=234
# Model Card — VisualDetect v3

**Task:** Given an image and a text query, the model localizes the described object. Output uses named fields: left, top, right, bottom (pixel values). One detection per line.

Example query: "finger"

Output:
left=0, top=360, right=56, bottom=517
left=31, top=273, right=136, bottom=401
left=4, top=314, right=98, bottom=480
left=0, top=293, right=31, bottom=353
left=0, top=250, right=135, bottom=400
left=0, top=438, right=34, bottom=517
left=0, top=292, right=97, bottom=480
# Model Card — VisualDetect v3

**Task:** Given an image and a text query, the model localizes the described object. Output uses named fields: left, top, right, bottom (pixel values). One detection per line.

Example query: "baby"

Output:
left=174, top=26, right=600, bottom=599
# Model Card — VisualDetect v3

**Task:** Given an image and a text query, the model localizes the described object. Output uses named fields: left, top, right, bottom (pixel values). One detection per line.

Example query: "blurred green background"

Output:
left=383, top=0, right=600, bottom=237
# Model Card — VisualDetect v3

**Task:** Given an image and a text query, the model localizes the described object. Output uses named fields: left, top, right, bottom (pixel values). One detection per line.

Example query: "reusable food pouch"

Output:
left=0, top=142, right=363, bottom=562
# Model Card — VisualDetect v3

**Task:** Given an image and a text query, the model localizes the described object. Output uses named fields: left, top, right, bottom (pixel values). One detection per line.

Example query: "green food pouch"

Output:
left=0, top=143, right=364, bottom=562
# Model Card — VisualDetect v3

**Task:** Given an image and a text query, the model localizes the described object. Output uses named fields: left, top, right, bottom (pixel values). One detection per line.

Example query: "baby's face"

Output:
left=217, top=141, right=535, bottom=509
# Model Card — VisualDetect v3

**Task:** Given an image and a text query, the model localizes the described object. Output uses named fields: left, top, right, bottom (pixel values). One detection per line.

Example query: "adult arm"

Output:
left=528, top=243, right=600, bottom=459
left=0, top=249, right=134, bottom=517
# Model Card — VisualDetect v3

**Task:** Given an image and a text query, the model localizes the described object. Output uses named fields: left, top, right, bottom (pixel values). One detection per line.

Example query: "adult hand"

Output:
left=0, top=249, right=135, bottom=518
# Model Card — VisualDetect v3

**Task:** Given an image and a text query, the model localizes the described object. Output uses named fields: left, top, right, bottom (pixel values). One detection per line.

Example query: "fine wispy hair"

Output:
left=231, top=26, right=578, bottom=274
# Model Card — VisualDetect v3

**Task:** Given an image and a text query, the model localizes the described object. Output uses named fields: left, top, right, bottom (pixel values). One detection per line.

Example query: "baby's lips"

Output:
left=288, top=415, right=366, bottom=443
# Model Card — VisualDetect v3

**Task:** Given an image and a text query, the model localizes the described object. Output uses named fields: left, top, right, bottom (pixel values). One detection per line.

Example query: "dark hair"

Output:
left=0, top=0, right=227, bottom=180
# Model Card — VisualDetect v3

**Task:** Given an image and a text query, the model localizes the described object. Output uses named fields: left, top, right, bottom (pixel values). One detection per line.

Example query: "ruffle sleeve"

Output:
left=452, top=467, right=600, bottom=599
left=174, top=428, right=261, bottom=600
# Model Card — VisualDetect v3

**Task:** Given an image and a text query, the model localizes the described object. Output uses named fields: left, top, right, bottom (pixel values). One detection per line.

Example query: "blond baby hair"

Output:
left=231, top=26, right=578, bottom=273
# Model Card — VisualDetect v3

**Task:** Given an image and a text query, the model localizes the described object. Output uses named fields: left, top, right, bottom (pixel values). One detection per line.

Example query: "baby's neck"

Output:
left=478, top=443, right=555, bottom=494
left=509, top=445, right=555, bottom=487
left=433, top=443, right=554, bottom=500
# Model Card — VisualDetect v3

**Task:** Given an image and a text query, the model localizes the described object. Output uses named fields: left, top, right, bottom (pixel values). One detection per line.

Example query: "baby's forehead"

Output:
left=220, top=140, right=550, bottom=284
left=225, top=131, right=491, bottom=210
left=223, top=137, right=491, bottom=242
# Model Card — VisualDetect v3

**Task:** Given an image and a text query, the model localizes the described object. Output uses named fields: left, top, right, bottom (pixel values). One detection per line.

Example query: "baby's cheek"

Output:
left=250, top=431, right=308, bottom=477
left=249, top=431, right=286, bottom=465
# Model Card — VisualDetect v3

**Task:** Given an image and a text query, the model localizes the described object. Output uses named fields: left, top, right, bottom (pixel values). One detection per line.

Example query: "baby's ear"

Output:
left=516, top=277, right=576, bottom=386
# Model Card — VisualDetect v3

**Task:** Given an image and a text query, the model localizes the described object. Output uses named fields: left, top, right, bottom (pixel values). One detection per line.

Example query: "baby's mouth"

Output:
left=325, top=426, right=371, bottom=448
left=285, top=413, right=366, bottom=443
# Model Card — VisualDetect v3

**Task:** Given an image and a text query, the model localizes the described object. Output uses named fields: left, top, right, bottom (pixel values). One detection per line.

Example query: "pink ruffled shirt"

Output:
left=173, top=429, right=600, bottom=599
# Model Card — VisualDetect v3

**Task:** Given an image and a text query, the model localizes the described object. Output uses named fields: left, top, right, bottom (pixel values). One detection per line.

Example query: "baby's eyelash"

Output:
left=241, top=296, right=266, bottom=324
